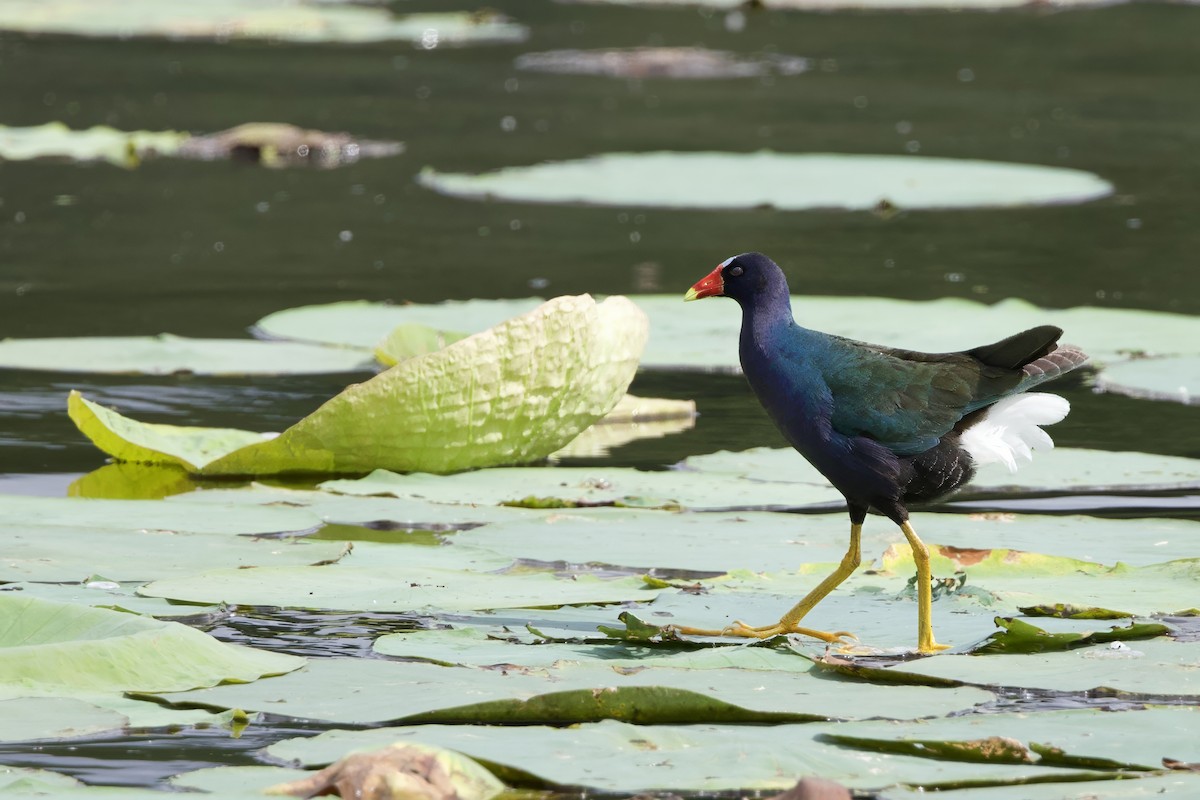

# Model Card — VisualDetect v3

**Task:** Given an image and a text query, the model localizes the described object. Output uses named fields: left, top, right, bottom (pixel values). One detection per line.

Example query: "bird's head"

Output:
left=684, top=252, right=786, bottom=306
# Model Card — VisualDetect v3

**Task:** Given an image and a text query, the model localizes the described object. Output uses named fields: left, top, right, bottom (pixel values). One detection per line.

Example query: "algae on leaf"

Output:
left=69, top=295, right=648, bottom=476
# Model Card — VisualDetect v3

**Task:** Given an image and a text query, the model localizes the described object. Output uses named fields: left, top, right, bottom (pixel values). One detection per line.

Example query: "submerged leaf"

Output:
left=0, top=5, right=528, bottom=45
left=1019, top=603, right=1133, bottom=620
left=970, top=617, right=1170, bottom=655
left=69, top=295, right=648, bottom=476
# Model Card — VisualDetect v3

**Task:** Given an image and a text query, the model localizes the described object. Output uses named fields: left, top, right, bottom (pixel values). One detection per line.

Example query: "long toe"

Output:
left=724, top=620, right=857, bottom=645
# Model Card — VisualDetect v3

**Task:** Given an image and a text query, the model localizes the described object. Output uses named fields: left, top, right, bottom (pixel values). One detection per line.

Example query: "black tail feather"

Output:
left=967, top=325, right=1062, bottom=370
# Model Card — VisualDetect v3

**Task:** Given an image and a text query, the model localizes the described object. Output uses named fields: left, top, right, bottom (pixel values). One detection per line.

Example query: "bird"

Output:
left=682, top=252, right=1088, bottom=653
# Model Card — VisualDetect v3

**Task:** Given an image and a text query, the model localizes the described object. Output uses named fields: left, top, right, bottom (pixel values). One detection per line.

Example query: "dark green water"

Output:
left=1, top=0, right=1198, bottom=788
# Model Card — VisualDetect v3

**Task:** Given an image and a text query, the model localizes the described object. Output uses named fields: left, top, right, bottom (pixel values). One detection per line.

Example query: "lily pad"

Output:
left=0, top=494, right=321, bottom=535
left=0, top=122, right=404, bottom=170
left=0, top=4, right=528, bottom=45
left=69, top=295, right=648, bottom=476
left=514, top=47, right=809, bottom=79
left=0, top=524, right=346, bottom=582
left=0, top=333, right=373, bottom=375
left=835, top=636, right=1200, bottom=697
left=146, top=646, right=990, bottom=726
left=0, top=595, right=302, bottom=694
left=137, top=566, right=660, bottom=613
left=1095, top=356, right=1200, bottom=405
left=319, top=464, right=840, bottom=510
left=683, top=446, right=1200, bottom=495
left=265, top=720, right=1110, bottom=793
left=0, top=697, right=125, bottom=742
left=0, top=123, right=187, bottom=168
left=251, top=295, right=1200, bottom=376
left=417, top=152, right=1113, bottom=211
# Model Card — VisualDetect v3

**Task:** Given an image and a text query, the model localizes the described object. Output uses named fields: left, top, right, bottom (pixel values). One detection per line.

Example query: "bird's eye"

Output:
left=728, top=265, right=744, bottom=277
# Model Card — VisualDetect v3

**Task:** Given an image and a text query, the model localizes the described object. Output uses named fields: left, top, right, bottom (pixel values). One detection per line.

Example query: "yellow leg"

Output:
left=900, top=520, right=950, bottom=654
left=673, top=523, right=862, bottom=645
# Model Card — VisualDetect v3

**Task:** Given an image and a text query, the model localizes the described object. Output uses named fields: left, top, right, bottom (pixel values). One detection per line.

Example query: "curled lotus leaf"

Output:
left=68, top=295, right=648, bottom=476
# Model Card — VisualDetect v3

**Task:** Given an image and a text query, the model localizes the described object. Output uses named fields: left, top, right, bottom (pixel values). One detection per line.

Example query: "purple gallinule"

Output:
left=683, top=252, right=1088, bottom=652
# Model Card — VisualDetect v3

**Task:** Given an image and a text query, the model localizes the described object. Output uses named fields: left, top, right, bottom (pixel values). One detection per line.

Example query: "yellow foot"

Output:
left=918, top=639, right=952, bottom=654
left=673, top=619, right=857, bottom=645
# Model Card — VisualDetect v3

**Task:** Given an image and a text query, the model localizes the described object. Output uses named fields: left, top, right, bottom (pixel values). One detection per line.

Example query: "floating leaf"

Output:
left=0, top=522, right=345, bottom=582
left=0, top=333, right=373, bottom=375
left=683, top=446, right=1200, bottom=495
left=319, top=464, right=839, bottom=510
left=514, top=47, right=809, bottom=79
left=266, top=719, right=1114, bottom=793
left=1095, top=356, right=1200, bottom=405
left=0, top=122, right=404, bottom=170
left=251, top=295, right=1200, bottom=381
left=138, top=566, right=660, bottom=613
left=374, top=323, right=468, bottom=365
left=0, top=697, right=125, bottom=742
left=0, top=122, right=187, bottom=168
left=0, top=595, right=302, bottom=694
left=69, top=295, right=648, bottom=476
left=146, top=646, right=991, bottom=726
left=0, top=5, right=528, bottom=45
left=418, top=152, right=1113, bottom=211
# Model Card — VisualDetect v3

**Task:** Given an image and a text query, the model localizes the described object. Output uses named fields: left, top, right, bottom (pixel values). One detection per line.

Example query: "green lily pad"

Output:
left=0, top=122, right=404, bottom=170
left=0, top=694, right=239, bottom=742
left=858, top=637, right=1200, bottom=696
left=319, top=465, right=840, bottom=510
left=683, top=446, right=1200, bottom=495
left=0, top=333, right=373, bottom=375
left=0, top=5, right=528, bottom=45
left=2, top=582, right=219, bottom=619
left=137, top=565, right=659, bottom=613
left=0, top=123, right=187, bottom=168
left=0, top=697, right=125, bottom=742
left=265, top=720, right=1111, bottom=792
left=146, top=645, right=990, bottom=726
left=69, top=295, right=648, bottom=476
left=251, top=295, right=1200, bottom=380
left=0, top=595, right=302, bottom=694
left=1, top=494, right=321, bottom=535
left=374, top=323, right=468, bottom=365
left=417, top=152, right=1113, bottom=211
left=879, top=773, right=1200, bottom=800
left=1095, top=356, right=1200, bottom=405
left=0, top=768, right=84, bottom=791
left=0, top=524, right=346, bottom=583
